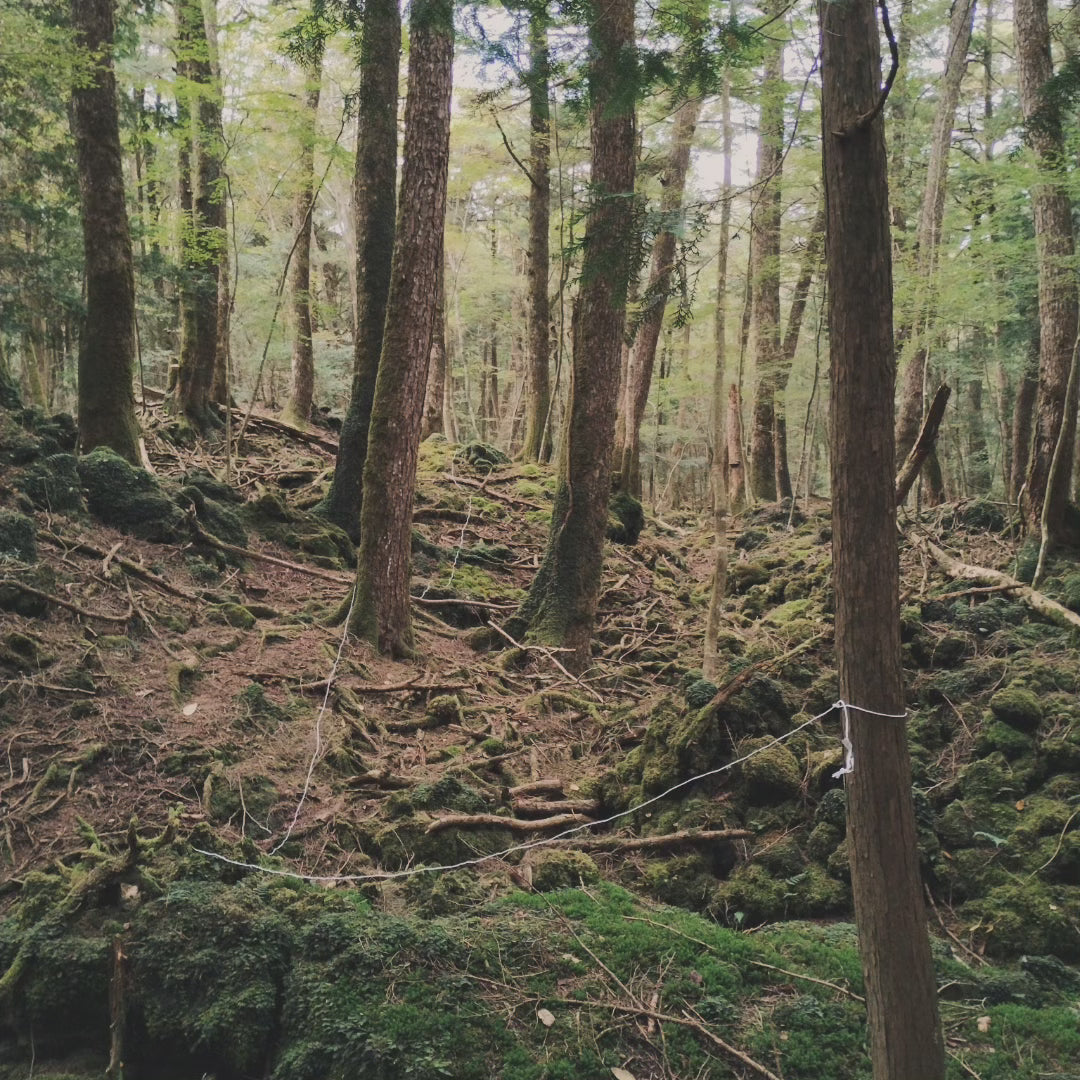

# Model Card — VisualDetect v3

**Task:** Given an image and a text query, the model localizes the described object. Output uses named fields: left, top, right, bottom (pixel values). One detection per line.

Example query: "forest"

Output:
left=1, top=0, right=1080, bottom=1077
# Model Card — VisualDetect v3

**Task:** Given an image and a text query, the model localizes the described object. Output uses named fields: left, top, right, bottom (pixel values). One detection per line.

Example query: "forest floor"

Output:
left=1, top=401, right=1079, bottom=1080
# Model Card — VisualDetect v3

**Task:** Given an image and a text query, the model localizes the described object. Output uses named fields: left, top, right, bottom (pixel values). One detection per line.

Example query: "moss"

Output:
left=0, top=509, right=37, bottom=562
left=990, top=684, right=1044, bottom=730
left=714, top=862, right=847, bottom=923
left=77, top=448, right=190, bottom=543
left=528, top=850, right=601, bottom=892
left=455, top=442, right=510, bottom=472
left=209, top=603, right=256, bottom=630
left=964, top=881, right=1080, bottom=960
left=729, top=562, right=770, bottom=593
left=1013, top=797, right=1075, bottom=846
left=641, top=855, right=716, bottom=910
left=15, top=453, right=83, bottom=513
left=235, top=683, right=294, bottom=731
left=806, top=822, right=841, bottom=860
left=411, top=775, right=487, bottom=813
left=683, top=678, right=718, bottom=709
left=958, top=753, right=1015, bottom=800
left=423, top=694, right=463, bottom=728
left=740, top=739, right=802, bottom=804
left=0, top=631, right=50, bottom=672
left=177, top=484, right=248, bottom=548
left=1015, top=538, right=1040, bottom=583
left=606, top=490, right=644, bottom=545
left=976, top=719, right=1036, bottom=759
left=204, top=771, right=279, bottom=836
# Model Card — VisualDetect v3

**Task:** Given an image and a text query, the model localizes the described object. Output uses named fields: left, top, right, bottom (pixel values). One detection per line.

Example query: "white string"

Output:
left=269, top=580, right=359, bottom=855
left=833, top=701, right=854, bottom=779
left=194, top=697, right=907, bottom=885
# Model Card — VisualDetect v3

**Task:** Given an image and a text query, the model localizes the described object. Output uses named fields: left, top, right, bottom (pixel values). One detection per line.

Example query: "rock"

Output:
left=424, top=694, right=463, bottom=728
left=607, top=490, right=644, bottom=545
left=528, top=850, right=600, bottom=892
left=0, top=508, right=37, bottom=562
left=740, top=740, right=801, bottom=804
left=990, top=685, right=1043, bottom=731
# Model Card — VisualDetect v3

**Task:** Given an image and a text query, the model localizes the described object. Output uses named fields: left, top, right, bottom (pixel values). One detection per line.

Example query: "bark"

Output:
left=727, top=382, right=746, bottom=511
left=350, top=0, right=454, bottom=657
left=204, top=0, right=229, bottom=407
left=70, top=0, right=140, bottom=464
left=521, top=5, right=552, bottom=462
left=748, top=5, right=785, bottom=502
left=964, top=377, right=991, bottom=494
left=887, top=0, right=914, bottom=233
left=616, top=95, right=702, bottom=497
left=895, top=0, right=977, bottom=467
left=895, top=383, right=952, bottom=505
left=421, top=253, right=447, bottom=439
left=774, top=203, right=825, bottom=500
left=172, top=0, right=225, bottom=433
left=282, top=46, right=324, bottom=427
left=1017, top=0, right=1080, bottom=539
left=820, top=0, right=946, bottom=1075
left=321, top=0, right=401, bottom=540
left=1011, top=345, right=1039, bottom=504
left=513, top=0, right=637, bottom=672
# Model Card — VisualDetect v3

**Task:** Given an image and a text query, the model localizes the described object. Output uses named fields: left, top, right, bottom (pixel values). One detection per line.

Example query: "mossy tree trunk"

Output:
left=173, top=0, right=225, bottom=434
left=420, top=253, right=447, bottom=439
left=821, top=0, right=946, bottom=1076
left=70, top=0, right=140, bottom=464
left=282, top=44, right=324, bottom=428
left=616, top=95, right=702, bottom=498
left=320, top=0, right=400, bottom=541
left=513, top=0, right=637, bottom=673
left=1017, top=0, right=1079, bottom=540
left=349, top=0, right=454, bottom=657
left=520, top=3, right=552, bottom=463
left=748, top=4, right=784, bottom=503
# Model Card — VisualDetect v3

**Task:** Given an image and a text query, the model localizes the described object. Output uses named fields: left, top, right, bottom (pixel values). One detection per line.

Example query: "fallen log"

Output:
left=512, top=797, right=601, bottom=817
left=915, top=535, right=1080, bottom=632
left=425, top=812, right=592, bottom=834
left=546, top=827, right=752, bottom=853
left=895, top=383, right=951, bottom=505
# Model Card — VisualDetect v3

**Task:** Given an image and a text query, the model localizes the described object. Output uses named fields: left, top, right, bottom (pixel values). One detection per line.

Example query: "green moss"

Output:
left=683, top=678, right=717, bottom=709
left=606, top=490, right=644, bottom=545
left=714, top=863, right=847, bottom=923
left=976, top=719, right=1036, bottom=759
left=0, top=630, right=49, bottom=672
left=455, top=442, right=510, bottom=472
left=209, top=603, right=256, bottom=630
left=411, top=775, right=487, bottom=813
left=641, top=855, right=716, bottom=910
left=958, top=754, right=1016, bottom=800
left=235, top=683, right=294, bottom=731
left=177, top=484, right=248, bottom=548
left=964, top=881, right=1080, bottom=960
left=529, top=851, right=601, bottom=892
left=740, top=739, right=802, bottom=804
left=15, top=453, right=83, bottom=513
left=77, top=448, right=189, bottom=543
left=0, top=508, right=37, bottom=562
left=729, top=562, right=769, bottom=593
left=990, top=684, right=1044, bottom=730
left=423, top=694, right=463, bottom=728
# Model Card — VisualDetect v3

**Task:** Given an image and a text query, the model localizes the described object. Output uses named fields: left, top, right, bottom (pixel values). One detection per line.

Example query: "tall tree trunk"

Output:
left=282, top=46, right=324, bottom=427
left=204, top=0, right=230, bottom=407
left=820, top=0, right=946, bottom=1076
left=887, top=0, right=914, bottom=233
left=513, top=0, right=636, bottom=672
left=320, top=0, right=401, bottom=540
left=350, top=0, right=454, bottom=656
left=1011, top=343, right=1039, bottom=503
left=748, top=3, right=784, bottom=502
left=616, top=95, right=702, bottom=497
left=774, top=203, right=825, bottom=500
left=521, top=4, right=552, bottom=462
left=894, top=0, right=977, bottom=467
left=421, top=252, right=447, bottom=439
left=70, top=0, right=140, bottom=464
left=173, top=0, right=225, bottom=433
left=727, top=383, right=746, bottom=511
left=1017, top=0, right=1080, bottom=538
left=964, top=375, right=991, bottom=493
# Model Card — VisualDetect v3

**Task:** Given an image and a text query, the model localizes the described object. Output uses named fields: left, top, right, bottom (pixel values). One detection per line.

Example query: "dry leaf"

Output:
left=611, top=1069, right=637, bottom=1080
left=136, top=689, right=154, bottom=699
left=536, top=1008, right=555, bottom=1028
left=182, top=703, right=199, bottom=716
left=1015, top=799, right=1025, bottom=811
left=977, top=1015, right=991, bottom=1033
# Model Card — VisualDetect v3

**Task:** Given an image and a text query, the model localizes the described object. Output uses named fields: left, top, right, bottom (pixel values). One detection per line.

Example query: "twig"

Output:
left=486, top=620, right=604, bottom=702
left=0, top=579, right=132, bottom=624
left=425, top=812, right=594, bottom=834
left=748, top=959, right=864, bottom=1002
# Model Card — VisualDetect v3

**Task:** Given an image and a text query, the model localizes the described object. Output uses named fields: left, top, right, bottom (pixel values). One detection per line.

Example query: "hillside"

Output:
left=1, top=401, right=1079, bottom=1080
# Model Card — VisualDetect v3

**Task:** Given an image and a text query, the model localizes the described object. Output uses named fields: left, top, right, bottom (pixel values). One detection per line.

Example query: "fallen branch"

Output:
left=507, top=780, right=564, bottom=798
left=487, top=620, right=604, bottom=703
left=547, top=828, right=752, bottom=853
left=190, top=520, right=351, bottom=584
left=412, top=595, right=516, bottom=612
left=512, top=797, right=601, bottom=816
left=0, top=579, right=132, bottom=625
left=345, top=770, right=412, bottom=790
left=246, top=670, right=471, bottom=694
left=748, top=959, right=865, bottom=1002
left=895, top=383, right=951, bottom=505
left=425, top=812, right=593, bottom=834
left=707, top=633, right=826, bottom=711
left=915, top=535, right=1080, bottom=633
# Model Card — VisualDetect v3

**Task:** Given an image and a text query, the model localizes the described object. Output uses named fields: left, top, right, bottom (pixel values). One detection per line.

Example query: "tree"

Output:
left=172, top=0, right=226, bottom=432
left=1017, top=0, right=1079, bottom=540
left=350, top=0, right=454, bottom=655
left=282, top=37, right=325, bottom=427
left=511, top=0, right=637, bottom=672
left=70, top=0, right=140, bottom=464
left=820, top=0, right=946, bottom=1076
left=748, top=0, right=785, bottom=502
left=616, top=95, right=702, bottom=497
left=520, top=1, right=552, bottom=463
left=320, top=0, right=401, bottom=540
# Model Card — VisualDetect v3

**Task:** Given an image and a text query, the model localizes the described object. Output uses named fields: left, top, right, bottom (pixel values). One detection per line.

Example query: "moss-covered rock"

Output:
left=964, top=881, right=1080, bottom=960
left=15, top=453, right=83, bottom=513
left=740, top=739, right=801, bottom=804
left=684, top=678, right=718, bottom=710
left=975, top=719, right=1036, bottom=759
left=208, top=603, right=256, bottom=630
left=0, top=509, right=36, bottom=562
left=989, top=684, right=1043, bottom=730
left=423, top=694, right=463, bottom=729
left=642, top=855, right=716, bottom=910
left=715, top=862, right=847, bottom=923
left=77, top=448, right=190, bottom=543
left=455, top=442, right=509, bottom=472
left=177, top=484, right=248, bottom=548
left=528, top=850, right=601, bottom=892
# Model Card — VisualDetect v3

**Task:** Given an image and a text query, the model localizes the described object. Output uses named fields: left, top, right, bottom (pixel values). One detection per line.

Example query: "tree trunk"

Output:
left=616, top=95, right=702, bottom=497
left=521, top=5, right=552, bottom=463
left=350, top=0, right=454, bottom=656
left=774, top=203, right=825, bottom=500
left=887, top=0, right=914, bottom=233
left=70, top=0, right=140, bottom=464
left=513, top=0, right=636, bottom=672
left=820, top=0, right=946, bottom=1075
left=895, top=0, right=977, bottom=468
left=748, top=3, right=784, bottom=502
left=421, top=253, right=447, bottom=439
left=320, top=0, right=401, bottom=540
left=204, top=0, right=230, bottom=408
left=1017, top=0, right=1080, bottom=538
left=282, top=46, right=324, bottom=427
left=172, top=0, right=225, bottom=433
left=1011, top=344, right=1039, bottom=503
left=727, top=382, right=746, bottom=512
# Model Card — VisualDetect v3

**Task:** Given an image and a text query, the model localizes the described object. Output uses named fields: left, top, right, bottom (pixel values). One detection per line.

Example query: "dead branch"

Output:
left=507, top=780, right=565, bottom=798
left=0, top=579, right=132, bottom=625
left=425, top=812, right=593, bottom=834
left=548, top=828, right=751, bottom=853
left=748, top=959, right=865, bottom=1002
left=512, top=797, right=601, bottom=816
left=914, top=535, right=1080, bottom=632
left=895, top=383, right=951, bottom=505
left=190, top=520, right=351, bottom=584
left=707, top=633, right=826, bottom=711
